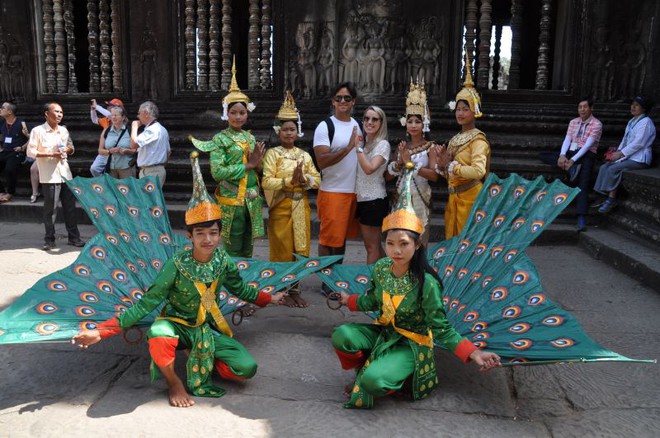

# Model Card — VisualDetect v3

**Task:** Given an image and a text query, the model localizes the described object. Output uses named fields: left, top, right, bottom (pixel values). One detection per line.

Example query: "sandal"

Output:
left=30, top=193, right=40, bottom=203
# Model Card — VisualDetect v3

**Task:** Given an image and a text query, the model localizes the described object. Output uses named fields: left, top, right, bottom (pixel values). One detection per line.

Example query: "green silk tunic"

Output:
left=348, top=258, right=472, bottom=408
left=116, top=247, right=260, bottom=397
left=191, top=128, right=264, bottom=243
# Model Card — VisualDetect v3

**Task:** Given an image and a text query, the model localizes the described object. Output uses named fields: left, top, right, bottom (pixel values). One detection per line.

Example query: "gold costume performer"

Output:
left=438, top=54, right=490, bottom=240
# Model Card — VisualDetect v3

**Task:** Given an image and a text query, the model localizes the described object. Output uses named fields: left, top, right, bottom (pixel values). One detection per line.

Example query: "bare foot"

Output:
left=168, top=380, right=195, bottom=408
left=290, top=294, right=308, bottom=308
left=282, top=295, right=298, bottom=308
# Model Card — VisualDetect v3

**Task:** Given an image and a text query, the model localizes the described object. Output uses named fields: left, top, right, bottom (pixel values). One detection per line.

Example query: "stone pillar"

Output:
left=111, top=0, right=123, bottom=92
left=53, top=0, right=67, bottom=93
left=197, top=0, right=209, bottom=91
left=43, top=0, right=56, bottom=93
left=464, top=0, right=478, bottom=80
left=248, top=0, right=260, bottom=89
left=260, top=0, right=272, bottom=90
left=221, top=0, right=232, bottom=89
left=209, top=0, right=221, bottom=91
left=535, top=0, right=553, bottom=90
left=184, top=0, right=195, bottom=90
left=87, top=0, right=100, bottom=92
left=477, top=0, right=492, bottom=89
left=63, top=0, right=77, bottom=92
left=491, top=25, right=501, bottom=90
left=99, top=0, right=112, bottom=92
left=508, top=0, right=523, bottom=89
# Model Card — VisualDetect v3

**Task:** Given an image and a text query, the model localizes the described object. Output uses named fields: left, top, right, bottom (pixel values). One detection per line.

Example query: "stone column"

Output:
left=535, top=0, right=553, bottom=90
left=508, top=0, right=523, bottom=89
left=111, top=0, right=122, bottom=92
left=477, top=0, right=492, bottom=89
left=209, top=0, right=221, bottom=91
left=43, top=0, right=56, bottom=93
left=63, top=0, right=78, bottom=92
left=53, top=0, right=67, bottom=93
left=491, top=25, right=501, bottom=90
left=464, top=0, right=478, bottom=79
left=197, top=0, right=209, bottom=91
left=221, top=0, right=232, bottom=89
left=99, top=0, right=112, bottom=92
left=184, top=0, right=196, bottom=90
left=248, top=0, right=261, bottom=89
left=260, top=0, right=272, bottom=90
left=87, top=0, right=100, bottom=92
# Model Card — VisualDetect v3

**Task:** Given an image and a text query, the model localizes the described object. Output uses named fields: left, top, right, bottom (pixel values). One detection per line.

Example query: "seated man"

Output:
left=539, top=97, right=602, bottom=231
left=73, top=152, right=286, bottom=407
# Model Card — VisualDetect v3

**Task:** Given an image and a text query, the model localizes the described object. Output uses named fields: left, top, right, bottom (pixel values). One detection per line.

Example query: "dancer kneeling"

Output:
left=331, top=164, right=500, bottom=409
left=73, top=152, right=285, bottom=407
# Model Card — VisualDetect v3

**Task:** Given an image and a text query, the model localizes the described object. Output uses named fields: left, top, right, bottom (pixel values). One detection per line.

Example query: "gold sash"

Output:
left=216, top=141, right=249, bottom=207
left=374, top=291, right=433, bottom=348
left=157, top=279, right=233, bottom=337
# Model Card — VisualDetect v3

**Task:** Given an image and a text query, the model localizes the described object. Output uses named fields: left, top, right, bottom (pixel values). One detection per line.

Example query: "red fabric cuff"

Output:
left=254, top=291, right=272, bottom=307
left=346, top=294, right=359, bottom=312
left=148, top=337, right=179, bottom=368
left=334, top=349, right=366, bottom=370
left=215, top=360, right=247, bottom=381
left=96, top=317, right=123, bottom=339
left=454, top=339, right=478, bottom=363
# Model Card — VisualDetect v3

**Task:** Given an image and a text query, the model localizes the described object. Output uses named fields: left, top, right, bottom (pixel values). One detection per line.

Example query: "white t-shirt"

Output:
left=313, top=116, right=361, bottom=193
left=356, top=139, right=390, bottom=202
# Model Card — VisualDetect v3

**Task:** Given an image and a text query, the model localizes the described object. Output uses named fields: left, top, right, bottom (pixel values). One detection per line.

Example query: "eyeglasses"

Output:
left=363, top=116, right=381, bottom=123
left=333, top=95, right=353, bottom=102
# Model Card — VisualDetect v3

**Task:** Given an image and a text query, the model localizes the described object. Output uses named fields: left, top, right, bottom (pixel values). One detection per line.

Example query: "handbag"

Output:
left=103, top=128, right=127, bottom=173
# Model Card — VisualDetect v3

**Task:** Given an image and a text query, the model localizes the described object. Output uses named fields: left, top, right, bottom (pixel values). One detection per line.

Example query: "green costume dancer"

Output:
left=190, top=58, right=264, bottom=257
left=73, top=152, right=285, bottom=407
left=332, top=164, right=501, bottom=409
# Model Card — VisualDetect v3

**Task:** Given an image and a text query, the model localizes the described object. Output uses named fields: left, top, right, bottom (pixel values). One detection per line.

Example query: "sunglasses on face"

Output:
left=333, top=95, right=353, bottom=102
left=363, top=116, right=381, bottom=123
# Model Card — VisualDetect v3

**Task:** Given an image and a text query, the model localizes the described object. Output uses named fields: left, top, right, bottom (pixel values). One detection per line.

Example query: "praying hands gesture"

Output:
left=432, top=143, right=453, bottom=169
left=245, top=141, right=265, bottom=170
left=291, top=160, right=307, bottom=186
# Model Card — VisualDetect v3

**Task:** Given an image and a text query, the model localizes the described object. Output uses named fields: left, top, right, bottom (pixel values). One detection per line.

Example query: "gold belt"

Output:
left=448, top=179, right=480, bottom=195
left=284, top=191, right=304, bottom=200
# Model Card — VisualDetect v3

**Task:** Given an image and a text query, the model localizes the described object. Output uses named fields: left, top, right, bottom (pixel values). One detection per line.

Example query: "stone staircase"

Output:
left=2, top=99, right=658, bottom=290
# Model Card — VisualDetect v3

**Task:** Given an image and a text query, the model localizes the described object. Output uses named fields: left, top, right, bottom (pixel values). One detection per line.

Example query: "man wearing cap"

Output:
left=130, top=100, right=170, bottom=188
left=593, top=95, right=656, bottom=214
left=89, top=98, right=125, bottom=177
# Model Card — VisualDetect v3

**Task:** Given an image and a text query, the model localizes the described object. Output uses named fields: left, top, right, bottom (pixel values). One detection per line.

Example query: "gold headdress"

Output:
left=403, top=78, right=431, bottom=133
left=275, top=90, right=304, bottom=138
left=382, top=162, right=424, bottom=234
left=185, top=151, right=222, bottom=225
left=454, top=52, right=482, bottom=117
left=222, top=56, right=254, bottom=120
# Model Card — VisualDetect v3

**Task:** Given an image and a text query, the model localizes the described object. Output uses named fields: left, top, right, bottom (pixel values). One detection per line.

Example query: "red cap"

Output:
left=105, top=98, right=124, bottom=107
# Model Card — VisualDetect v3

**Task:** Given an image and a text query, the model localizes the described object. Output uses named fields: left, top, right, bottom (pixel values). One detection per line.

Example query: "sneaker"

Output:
left=598, top=198, right=618, bottom=214
left=590, top=197, right=607, bottom=209
left=67, top=239, right=86, bottom=247
left=576, top=215, right=587, bottom=232
left=42, top=242, right=56, bottom=251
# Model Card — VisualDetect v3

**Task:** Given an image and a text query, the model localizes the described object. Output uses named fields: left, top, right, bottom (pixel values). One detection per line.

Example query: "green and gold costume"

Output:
left=192, top=129, right=264, bottom=257
left=333, top=258, right=476, bottom=409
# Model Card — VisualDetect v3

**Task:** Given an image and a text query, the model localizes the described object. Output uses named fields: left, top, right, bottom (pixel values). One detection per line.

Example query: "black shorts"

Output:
left=356, top=197, right=390, bottom=227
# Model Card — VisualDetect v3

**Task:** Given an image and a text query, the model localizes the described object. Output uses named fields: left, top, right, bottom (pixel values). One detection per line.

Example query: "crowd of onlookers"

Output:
left=0, top=85, right=655, bottom=254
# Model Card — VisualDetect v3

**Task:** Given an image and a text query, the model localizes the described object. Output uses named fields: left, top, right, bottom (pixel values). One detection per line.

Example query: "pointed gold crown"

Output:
left=382, top=162, right=424, bottom=234
left=455, top=52, right=483, bottom=117
left=223, top=56, right=250, bottom=107
left=405, top=78, right=429, bottom=118
left=277, top=90, right=299, bottom=121
left=185, top=151, right=222, bottom=225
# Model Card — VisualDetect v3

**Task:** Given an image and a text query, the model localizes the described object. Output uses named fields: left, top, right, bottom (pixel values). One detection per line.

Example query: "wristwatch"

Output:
left=357, top=146, right=364, bottom=153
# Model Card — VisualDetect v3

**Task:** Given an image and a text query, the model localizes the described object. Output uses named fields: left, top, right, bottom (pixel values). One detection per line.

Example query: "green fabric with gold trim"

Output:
left=345, top=258, right=466, bottom=408
left=191, top=128, right=264, bottom=243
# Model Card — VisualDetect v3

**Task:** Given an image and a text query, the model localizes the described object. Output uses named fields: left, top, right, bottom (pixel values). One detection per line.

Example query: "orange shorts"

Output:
left=317, top=190, right=359, bottom=248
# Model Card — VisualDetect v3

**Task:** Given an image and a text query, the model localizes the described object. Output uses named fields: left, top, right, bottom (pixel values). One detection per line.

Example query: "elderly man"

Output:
left=130, top=101, right=170, bottom=187
left=0, top=102, right=30, bottom=202
left=26, top=102, right=84, bottom=251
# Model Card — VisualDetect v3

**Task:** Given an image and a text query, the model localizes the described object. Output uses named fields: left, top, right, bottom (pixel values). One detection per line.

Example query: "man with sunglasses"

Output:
left=313, top=82, right=362, bottom=261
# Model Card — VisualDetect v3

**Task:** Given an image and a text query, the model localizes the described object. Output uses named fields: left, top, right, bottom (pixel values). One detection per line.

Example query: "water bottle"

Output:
left=58, top=141, right=67, bottom=161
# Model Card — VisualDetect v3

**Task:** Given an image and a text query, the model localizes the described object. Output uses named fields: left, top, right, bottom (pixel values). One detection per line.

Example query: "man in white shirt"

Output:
left=130, top=101, right=170, bottom=188
left=27, top=102, right=84, bottom=251
left=313, top=82, right=361, bottom=259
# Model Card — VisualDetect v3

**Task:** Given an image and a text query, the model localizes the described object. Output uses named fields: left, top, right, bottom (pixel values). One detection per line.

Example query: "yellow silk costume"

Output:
left=444, top=128, right=490, bottom=239
left=262, top=145, right=321, bottom=261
